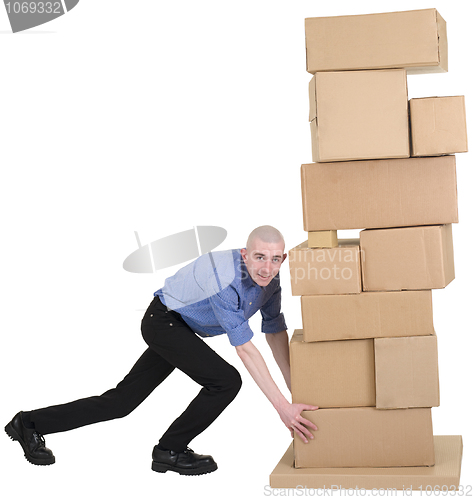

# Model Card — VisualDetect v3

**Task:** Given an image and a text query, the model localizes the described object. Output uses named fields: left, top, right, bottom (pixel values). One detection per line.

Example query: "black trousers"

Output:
left=29, top=296, right=242, bottom=452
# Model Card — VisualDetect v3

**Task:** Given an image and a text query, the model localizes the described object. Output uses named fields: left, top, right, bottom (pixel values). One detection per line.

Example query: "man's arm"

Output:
left=235, top=340, right=318, bottom=443
left=265, top=330, right=291, bottom=392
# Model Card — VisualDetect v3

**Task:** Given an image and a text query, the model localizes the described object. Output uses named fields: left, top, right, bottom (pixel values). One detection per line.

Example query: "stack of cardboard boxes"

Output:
left=270, top=9, right=466, bottom=490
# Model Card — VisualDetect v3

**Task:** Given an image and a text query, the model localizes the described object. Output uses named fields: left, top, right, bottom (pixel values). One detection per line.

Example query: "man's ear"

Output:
left=281, top=253, right=287, bottom=264
left=240, top=248, right=248, bottom=262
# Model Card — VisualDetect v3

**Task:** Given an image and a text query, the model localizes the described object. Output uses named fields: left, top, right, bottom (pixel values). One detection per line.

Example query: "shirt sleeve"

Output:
left=207, top=285, right=254, bottom=347
left=260, top=282, right=287, bottom=334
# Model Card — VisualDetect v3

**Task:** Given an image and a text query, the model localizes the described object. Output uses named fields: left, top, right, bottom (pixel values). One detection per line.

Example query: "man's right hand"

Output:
left=276, top=401, right=318, bottom=443
left=235, top=340, right=318, bottom=443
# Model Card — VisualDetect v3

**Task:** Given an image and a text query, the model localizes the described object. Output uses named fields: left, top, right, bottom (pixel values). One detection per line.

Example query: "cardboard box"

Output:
left=305, top=9, right=447, bottom=74
left=291, top=330, right=437, bottom=410
left=289, top=240, right=361, bottom=296
left=307, top=230, right=338, bottom=248
left=294, top=407, right=435, bottom=468
left=308, top=74, right=317, bottom=122
left=301, top=156, right=458, bottom=231
left=301, top=290, right=434, bottom=342
left=360, top=224, right=455, bottom=291
left=269, top=436, right=462, bottom=490
left=309, top=70, right=410, bottom=162
left=290, top=331, right=375, bottom=408
left=410, top=96, right=468, bottom=156
left=375, top=335, right=439, bottom=409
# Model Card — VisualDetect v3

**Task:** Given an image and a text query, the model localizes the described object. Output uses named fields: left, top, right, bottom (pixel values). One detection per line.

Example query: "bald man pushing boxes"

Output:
left=5, top=226, right=317, bottom=475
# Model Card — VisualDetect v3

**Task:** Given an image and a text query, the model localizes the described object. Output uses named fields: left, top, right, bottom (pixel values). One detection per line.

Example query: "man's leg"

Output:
left=141, top=298, right=242, bottom=453
left=140, top=298, right=242, bottom=475
left=27, top=346, right=175, bottom=435
left=5, top=297, right=175, bottom=465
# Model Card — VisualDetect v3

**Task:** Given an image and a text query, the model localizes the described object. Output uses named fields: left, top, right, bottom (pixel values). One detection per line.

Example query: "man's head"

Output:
left=240, top=226, right=287, bottom=286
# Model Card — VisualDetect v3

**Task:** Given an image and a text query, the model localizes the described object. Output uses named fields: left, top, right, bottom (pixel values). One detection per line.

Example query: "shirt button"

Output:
left=249, top=302, right=252, bottom=305
left=150, top=314, right=153, bottom=317
left=169, top=323, right=173, bottom=327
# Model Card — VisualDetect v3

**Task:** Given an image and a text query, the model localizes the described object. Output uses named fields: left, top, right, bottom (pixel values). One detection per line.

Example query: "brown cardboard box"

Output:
left=305, top=9, right=447, bottom=74
left=301, top=290, right=434, bottom=342
left=291, top=330, right=437, bottom=410
left=410, top=96, right=468, bottom=156
left=307, top=230, right=338, bottom=248
left=294, top=407, right=435, bottom=468
left=309, top=70, right=410, bottom=162
left=360, top=224, right=455, bottom=291
left=301, top=156, right=458, bottom=231
left=289, top=240, right=361, bottom=296
left=308, top=74, right=317, bottom=122
left=375, top=335, right=439, bottom=409
left=269, top=436, right=462, bottom=490
left=290, top=330, right=375, bottom=408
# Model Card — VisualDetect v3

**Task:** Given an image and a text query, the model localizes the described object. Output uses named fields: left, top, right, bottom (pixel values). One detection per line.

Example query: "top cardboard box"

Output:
left=305, top=9, right=447, bottom=74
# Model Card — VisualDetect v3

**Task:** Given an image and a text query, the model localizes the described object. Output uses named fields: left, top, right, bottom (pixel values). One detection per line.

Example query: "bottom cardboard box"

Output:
left=269, top=435, right=462, bottom=491
left=295, top=408, right=434, bottom=468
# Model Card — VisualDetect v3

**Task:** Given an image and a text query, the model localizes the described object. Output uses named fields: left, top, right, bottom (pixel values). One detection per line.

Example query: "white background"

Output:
left=0, top=0, right=472, bottom=498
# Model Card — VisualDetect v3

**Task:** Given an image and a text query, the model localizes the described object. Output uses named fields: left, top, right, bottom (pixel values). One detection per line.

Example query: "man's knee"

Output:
left=98, top=389, right=142, bottom=420
left=218, top=364, right=242, bottom=399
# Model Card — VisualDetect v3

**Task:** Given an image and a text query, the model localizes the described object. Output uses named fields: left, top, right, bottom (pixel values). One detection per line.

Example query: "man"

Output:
left=5, top=225, right=318, bottom=475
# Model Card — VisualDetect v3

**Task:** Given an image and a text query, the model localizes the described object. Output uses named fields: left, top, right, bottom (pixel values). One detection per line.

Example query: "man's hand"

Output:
left=276, top=400, right=318, bottom=443
left=235, top=340, right=318, bottom=443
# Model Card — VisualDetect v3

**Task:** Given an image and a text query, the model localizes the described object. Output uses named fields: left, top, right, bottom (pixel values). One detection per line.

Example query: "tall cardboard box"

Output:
left=375, top=335, right=440, bottom=409
left=290, top=331, right=375, bottom=408
left=301, top=156, right=458, bottom=231
left=305, top=9, right=447, bottom=74
left=294, top=407, right=435, bottom=468
left=360, top=224, right=455, bottom=291
left=289, top=240, right=361, bottom=295
left=309, top=69, right=409, bottom=162
left=301, top=290, right=434, bottom=342
left=410, top=96, right=468, bottom=156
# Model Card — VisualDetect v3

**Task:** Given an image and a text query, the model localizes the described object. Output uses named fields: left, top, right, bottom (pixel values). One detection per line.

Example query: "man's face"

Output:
left=240, top=238, right=287, bottom=286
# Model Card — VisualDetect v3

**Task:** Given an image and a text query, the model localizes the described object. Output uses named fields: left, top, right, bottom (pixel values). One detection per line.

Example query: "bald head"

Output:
left=241, top=226, right=286, bottom=286
left=246, top=225, right=285, bottom=251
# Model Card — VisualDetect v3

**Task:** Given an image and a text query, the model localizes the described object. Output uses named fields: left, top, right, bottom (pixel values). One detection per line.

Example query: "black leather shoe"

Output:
left=5, top=412, right=55, bottom=466
left=151, top=446, right=217, bottom=475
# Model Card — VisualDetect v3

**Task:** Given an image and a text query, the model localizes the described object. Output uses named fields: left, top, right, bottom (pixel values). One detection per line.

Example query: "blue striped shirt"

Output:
left=154, top=249, right=287, bottom=346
